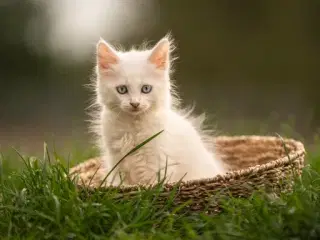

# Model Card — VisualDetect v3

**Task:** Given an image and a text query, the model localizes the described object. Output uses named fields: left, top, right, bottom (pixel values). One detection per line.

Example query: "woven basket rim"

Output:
left=74, top=135, right=306, bottom=191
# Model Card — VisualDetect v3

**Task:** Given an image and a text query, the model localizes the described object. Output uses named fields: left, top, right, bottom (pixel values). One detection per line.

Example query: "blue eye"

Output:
left=116, top=85, right=128, bottom=94
left=141, top=85, right=152, bottom=94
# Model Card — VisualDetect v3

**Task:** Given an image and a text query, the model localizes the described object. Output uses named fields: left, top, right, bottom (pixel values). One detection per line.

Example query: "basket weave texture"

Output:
left=70, top=135, right=305, bottom=212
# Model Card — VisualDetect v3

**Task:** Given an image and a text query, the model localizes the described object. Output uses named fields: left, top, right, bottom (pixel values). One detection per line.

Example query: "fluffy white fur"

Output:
left=90, top=35, right=226, bottom=186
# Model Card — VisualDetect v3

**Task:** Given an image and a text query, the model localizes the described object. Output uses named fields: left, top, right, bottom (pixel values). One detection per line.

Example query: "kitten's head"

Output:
left=95, top=36, right=174, bottom=116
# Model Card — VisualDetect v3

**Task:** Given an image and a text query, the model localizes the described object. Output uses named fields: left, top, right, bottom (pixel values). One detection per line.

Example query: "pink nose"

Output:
left=130, top=102, right=140, bottom=108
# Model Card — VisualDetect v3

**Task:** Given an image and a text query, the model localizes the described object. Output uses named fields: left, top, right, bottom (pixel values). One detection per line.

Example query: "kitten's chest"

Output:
left=107, top=125, right=162, bottom=156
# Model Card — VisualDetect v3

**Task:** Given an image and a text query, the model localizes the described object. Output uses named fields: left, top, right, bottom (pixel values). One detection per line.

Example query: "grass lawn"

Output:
left=0, top=134, right=320, bottom=239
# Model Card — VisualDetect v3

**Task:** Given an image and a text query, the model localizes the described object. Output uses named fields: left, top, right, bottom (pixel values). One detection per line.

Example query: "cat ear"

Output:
left=96, top=38, right=119, bottom=71
left=148, top=37, right=170, bottom=70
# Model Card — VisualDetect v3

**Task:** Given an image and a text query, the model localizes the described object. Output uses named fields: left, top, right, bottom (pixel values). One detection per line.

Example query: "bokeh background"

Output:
left=0, top=0, right=319, bottom=157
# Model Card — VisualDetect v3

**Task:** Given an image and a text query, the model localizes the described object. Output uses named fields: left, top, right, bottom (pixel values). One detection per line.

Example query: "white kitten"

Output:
left=90, top=35, right=226, bottom=186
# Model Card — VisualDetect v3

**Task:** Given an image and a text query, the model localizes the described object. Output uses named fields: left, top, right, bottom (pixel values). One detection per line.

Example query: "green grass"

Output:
left=1, top=137, right=320, bottom=239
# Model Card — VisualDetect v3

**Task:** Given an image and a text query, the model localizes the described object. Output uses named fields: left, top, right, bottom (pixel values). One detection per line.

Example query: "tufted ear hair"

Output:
left=96, top=37, right=119, bottom=72
left=148, top=37, right=170, bottom=70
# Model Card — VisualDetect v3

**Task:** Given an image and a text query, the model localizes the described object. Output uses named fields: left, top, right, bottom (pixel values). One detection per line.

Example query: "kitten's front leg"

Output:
left=102, top=156, right=123, bottom=186
left=105, top=169, right=123, bottom=186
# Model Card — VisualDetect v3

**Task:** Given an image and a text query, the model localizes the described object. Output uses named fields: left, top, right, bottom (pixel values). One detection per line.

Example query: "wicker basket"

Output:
left=69, top=135, right=306, bottom=213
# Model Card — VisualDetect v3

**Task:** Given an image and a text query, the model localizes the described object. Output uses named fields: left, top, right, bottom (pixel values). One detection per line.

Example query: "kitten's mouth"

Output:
left=129, top=107, right=142, bottom=114
left=124, top=106, right=147, bottom=115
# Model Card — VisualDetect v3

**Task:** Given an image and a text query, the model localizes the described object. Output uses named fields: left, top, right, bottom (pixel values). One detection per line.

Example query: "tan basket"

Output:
left=69, top=135, right=306, bottom=213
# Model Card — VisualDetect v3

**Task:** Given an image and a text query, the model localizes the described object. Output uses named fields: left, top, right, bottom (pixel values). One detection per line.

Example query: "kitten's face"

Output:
left=96, top=38, right=171, bottom=116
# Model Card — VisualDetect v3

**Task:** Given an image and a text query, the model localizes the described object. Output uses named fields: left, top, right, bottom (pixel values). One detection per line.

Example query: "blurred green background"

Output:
left=0, top=0, right=319, bottom=156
